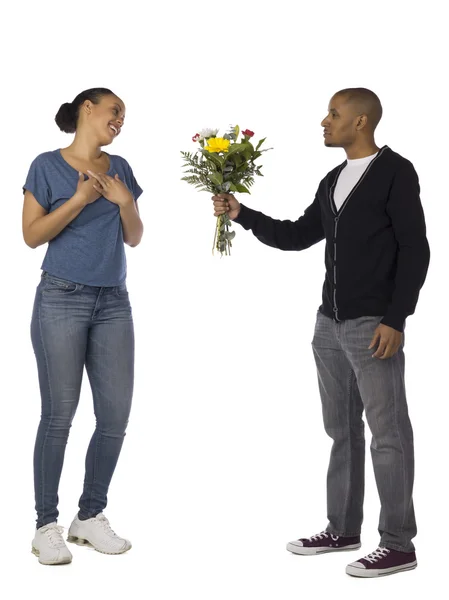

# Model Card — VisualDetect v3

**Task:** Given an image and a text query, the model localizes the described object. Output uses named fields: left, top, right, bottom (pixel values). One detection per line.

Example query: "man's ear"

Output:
left=356, top=115, right=367, bottom=130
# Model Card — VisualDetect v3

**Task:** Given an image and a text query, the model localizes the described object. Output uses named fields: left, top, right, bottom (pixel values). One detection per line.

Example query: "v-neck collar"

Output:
left=329, top=145, right=389, bottom=217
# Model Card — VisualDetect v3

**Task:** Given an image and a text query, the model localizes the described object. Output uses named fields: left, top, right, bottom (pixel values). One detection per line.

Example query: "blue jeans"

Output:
left=31, top=272, right=134, bottom=529
left=312, top=311, right=416, bottom=552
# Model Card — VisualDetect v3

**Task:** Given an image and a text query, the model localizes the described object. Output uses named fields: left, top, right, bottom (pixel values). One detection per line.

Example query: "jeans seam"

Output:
left=85, top=425, right=101, bottom=518
left=391, top=352, right=406, bottom=538
left=38, top=296, right=54, bottom=527
left=339, top=367, right=354, bottom=533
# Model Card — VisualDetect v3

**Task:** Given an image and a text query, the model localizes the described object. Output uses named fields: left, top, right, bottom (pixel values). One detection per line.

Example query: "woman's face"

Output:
left=82, top=94, right=126, bottom=146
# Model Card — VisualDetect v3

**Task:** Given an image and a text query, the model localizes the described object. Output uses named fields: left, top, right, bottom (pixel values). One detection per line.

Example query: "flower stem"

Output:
left=212, top=214, right=221, bottom=255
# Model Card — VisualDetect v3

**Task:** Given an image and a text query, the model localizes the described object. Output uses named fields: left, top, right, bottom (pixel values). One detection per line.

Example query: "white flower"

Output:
left=199, top=128, right=219, bottom=140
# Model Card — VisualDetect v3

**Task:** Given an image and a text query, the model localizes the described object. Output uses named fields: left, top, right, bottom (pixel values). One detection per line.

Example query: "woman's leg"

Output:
left=31, top=275, right=89, bottom=529
left=78, top=286, right=134, bottom=519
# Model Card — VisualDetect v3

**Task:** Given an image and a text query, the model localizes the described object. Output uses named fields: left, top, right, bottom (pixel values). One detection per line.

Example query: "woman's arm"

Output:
left=22, top=190, right=88, bottom=249
left=23, top=172, right=102, bottom=249
left=120, top=199, right=144, bottom=247
left=85, top=170, right=144, bottom=248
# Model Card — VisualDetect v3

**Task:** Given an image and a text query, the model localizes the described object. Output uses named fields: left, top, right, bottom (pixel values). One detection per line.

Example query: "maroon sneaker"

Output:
left=287, top=531, right=361, bottom=555
left=346, top=547, right=417, bottom=577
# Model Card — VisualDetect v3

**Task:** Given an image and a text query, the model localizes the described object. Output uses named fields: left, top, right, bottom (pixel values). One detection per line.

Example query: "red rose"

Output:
left=242, top=129, right=254, bottom=137
left=192, top=133, right=200, bottom=142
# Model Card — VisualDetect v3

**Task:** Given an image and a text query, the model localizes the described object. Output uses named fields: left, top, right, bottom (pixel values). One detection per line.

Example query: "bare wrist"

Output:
left=72, top=191, right=88, bottom=208
left=119, top=196, right=134, bottom=211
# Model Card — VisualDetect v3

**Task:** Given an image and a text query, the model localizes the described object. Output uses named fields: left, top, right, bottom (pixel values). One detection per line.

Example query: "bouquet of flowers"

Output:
left=181, top=126, right=271, bottom=256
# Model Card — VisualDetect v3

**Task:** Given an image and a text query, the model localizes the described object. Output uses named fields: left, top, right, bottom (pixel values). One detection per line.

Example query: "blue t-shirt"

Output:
left=23, top=149, right=143, bottom=286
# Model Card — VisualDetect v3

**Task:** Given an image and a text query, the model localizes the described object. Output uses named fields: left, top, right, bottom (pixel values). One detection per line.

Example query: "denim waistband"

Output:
left=41, top=271, right=126, bottom=290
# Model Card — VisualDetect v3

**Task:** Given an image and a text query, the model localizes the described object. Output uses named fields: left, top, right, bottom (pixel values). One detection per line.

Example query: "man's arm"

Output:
left=231, top=192, right=325, bottom=251
left=380, top=162, right=430, bottom=332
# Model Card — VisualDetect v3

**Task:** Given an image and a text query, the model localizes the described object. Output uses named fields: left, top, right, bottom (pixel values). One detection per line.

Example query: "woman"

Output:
left=22, top=88, right=143, bottom=565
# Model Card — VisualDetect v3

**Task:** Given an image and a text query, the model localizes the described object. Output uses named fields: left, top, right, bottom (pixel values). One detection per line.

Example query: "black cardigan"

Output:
left=234, top=146, right=430, bottom=332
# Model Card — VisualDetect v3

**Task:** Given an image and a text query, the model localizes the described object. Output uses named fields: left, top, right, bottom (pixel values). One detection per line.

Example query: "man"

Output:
left=212, top=88, right=430, bottom=578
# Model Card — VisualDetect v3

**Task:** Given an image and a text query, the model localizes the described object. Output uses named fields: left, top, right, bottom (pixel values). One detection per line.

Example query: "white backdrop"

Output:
left=1, top=1, right=445, bottom=598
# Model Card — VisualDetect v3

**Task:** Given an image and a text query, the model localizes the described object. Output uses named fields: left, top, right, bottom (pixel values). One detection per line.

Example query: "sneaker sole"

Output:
left=287, top=542, right=361, bottom=555
left=31, top=546, right=72, bottom=565
left=346, top=560, right=417, bottom=578
left=67, top=535, right=132, bottom=555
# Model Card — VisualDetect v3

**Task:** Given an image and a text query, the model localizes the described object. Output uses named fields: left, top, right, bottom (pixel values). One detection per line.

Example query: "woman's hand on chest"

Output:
left=87, top=171, right=133, bottom=208
left=76, top=172, right=102, bottom=205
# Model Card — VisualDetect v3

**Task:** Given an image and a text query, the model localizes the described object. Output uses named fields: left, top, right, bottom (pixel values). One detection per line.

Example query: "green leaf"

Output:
left=226, top=143, right=247, bottom=157
left=225, top=153, right=239, bottom=164
left=256, top=137, right=266, bottom=150
left=202, top=150, right=224, bottom=167
left=208, top=172, right=223, bottom=186
left=235, top=183, right=250, bottom=193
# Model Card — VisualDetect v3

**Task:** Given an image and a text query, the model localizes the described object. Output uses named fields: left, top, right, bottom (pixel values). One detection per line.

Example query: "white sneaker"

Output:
left=68, top=513, right=131, bottom=555
left=32, top=523, right=73, bottom=565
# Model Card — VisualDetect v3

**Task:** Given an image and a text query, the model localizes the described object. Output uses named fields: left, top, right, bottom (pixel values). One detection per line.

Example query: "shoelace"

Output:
left=96, top=514, right=119, bottom=538
left=41, top=524, right=66, bottom=548
left=363, top=547, right=390, bottom=564
left=308, top=531, right=339, bottom=542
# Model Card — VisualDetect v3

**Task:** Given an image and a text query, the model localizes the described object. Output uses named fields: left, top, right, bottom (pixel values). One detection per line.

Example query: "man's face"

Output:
left=321, top=94, right=360, bottom=148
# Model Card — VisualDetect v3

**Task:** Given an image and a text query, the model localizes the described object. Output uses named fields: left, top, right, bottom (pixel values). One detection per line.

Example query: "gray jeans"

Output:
left=312, top=310, right=416, bottom=552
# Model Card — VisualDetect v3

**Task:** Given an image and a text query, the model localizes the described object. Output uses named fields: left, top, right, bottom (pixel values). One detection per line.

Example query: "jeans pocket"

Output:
left=115, top=283, right=128, bottom=297
left=41, top=274, right=79, bottom=294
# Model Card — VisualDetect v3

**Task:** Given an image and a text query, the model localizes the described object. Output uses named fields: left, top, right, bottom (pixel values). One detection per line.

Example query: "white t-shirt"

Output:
left=334, top=152, right=378, bottom=211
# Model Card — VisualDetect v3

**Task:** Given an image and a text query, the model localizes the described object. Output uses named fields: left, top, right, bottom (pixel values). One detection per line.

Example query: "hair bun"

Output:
left=55, top=102, right=77, bottom=133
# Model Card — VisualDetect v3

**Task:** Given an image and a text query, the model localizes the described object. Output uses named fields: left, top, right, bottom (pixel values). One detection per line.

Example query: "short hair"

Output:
left=55, top=88, right=115, bottom=133
left=335, top=87, right=383, bottom=131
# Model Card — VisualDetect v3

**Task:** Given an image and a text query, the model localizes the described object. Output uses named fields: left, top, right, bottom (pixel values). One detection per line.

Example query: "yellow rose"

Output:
left=204, top=137, right=230, bottom=153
